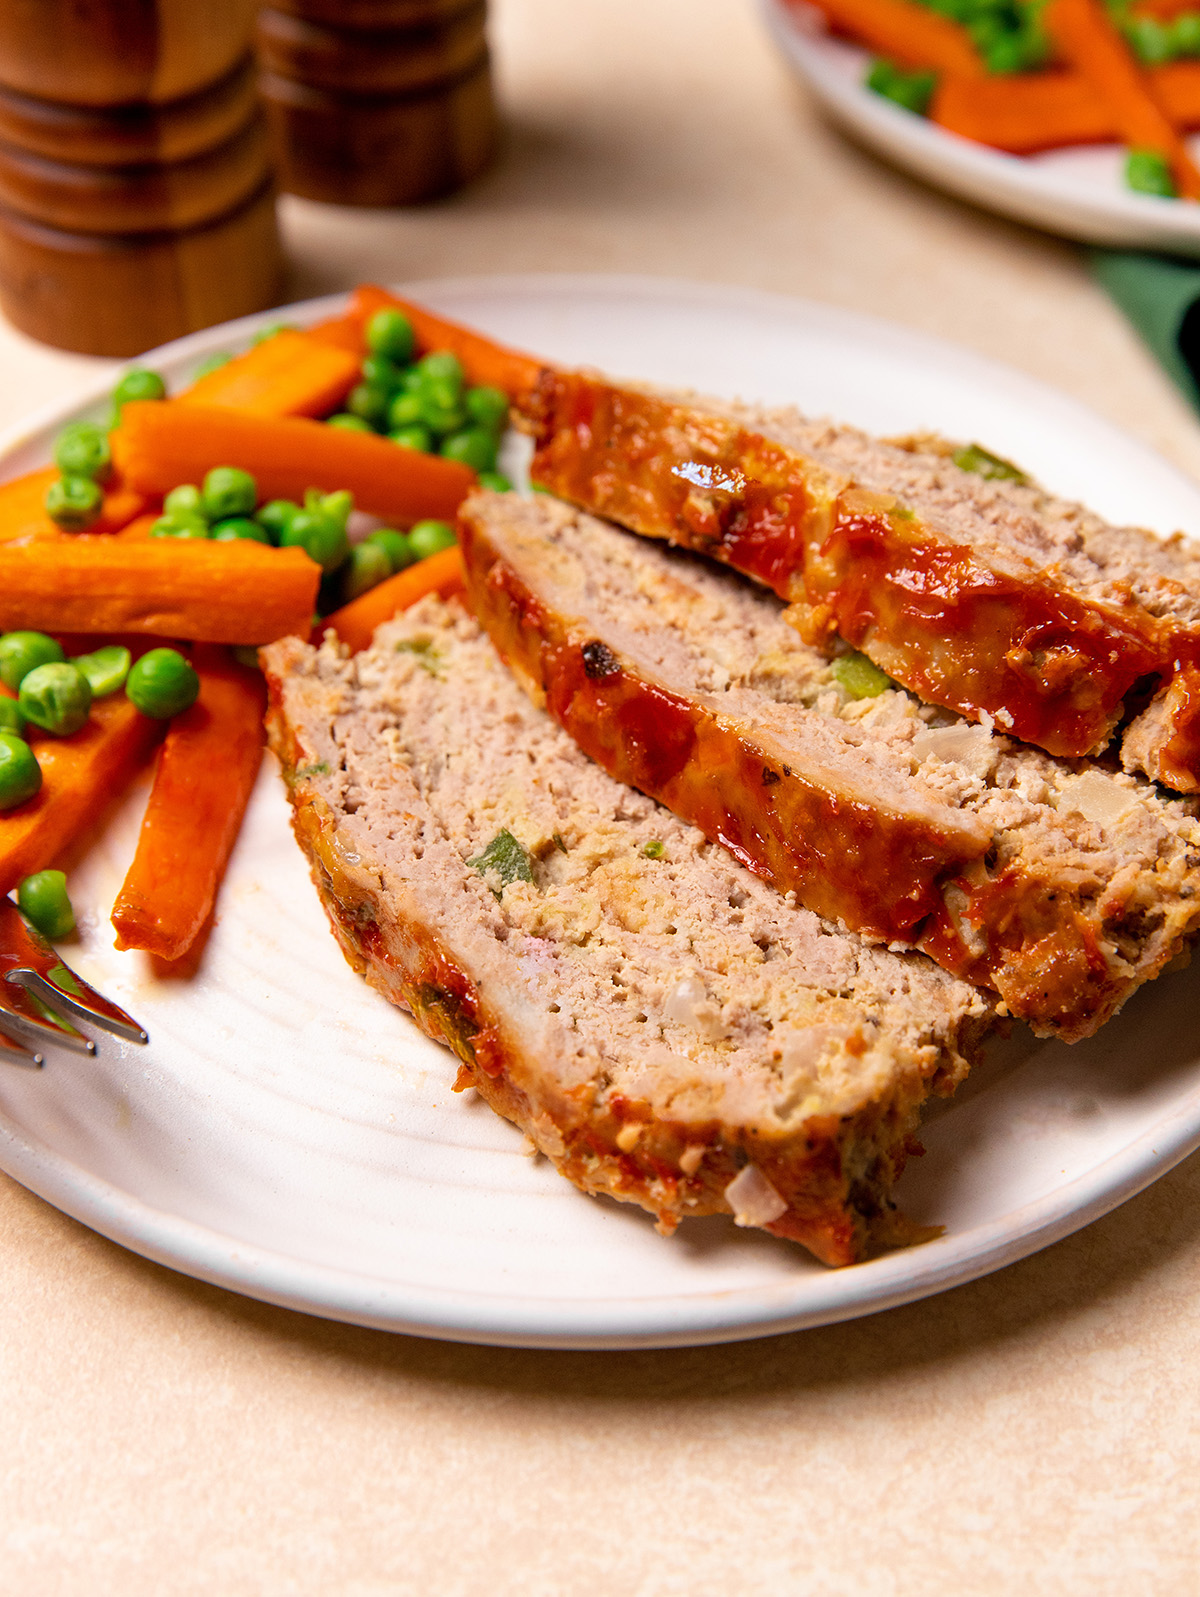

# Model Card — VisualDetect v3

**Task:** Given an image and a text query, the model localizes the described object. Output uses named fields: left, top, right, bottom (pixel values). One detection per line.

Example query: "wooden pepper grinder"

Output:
left=257, top=0, right=499, bottom=207
left=0, top=0, right=283, bottom=357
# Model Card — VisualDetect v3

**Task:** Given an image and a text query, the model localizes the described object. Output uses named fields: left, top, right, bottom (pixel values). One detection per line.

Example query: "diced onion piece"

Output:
left=724, top=1164, right=788, bottom=1227
left=911, top=722, right=995, bottom=778
left=1056, top=771, right=1139, bottom=831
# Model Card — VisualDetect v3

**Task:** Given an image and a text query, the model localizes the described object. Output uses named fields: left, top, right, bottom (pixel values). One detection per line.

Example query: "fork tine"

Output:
left=0, top=1026, right=43, bottom=1069
left=0, top=899, right=148, bottom=1055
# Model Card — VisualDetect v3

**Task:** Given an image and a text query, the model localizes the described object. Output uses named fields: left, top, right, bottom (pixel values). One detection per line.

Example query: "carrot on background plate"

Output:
left=319, top=544, right=465, bottom=653
left=177, top=329, right=360, bottom=419
left=111, top=647, right=267, bottom=963
left=0, top=694, right=163, bottom=896
left=112, top=401, right=474, bottom=525
left=1046, top=0, right=1200, bottom=196
left=932, top=59, right=1200, bottom=152
left=789, top=0, right=982, bottom=75
left=0, top=539, right=320, bottom=644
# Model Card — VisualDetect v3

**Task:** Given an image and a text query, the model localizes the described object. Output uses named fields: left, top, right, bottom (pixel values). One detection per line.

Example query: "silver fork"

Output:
left=0, top=899, right=148, bottom=1068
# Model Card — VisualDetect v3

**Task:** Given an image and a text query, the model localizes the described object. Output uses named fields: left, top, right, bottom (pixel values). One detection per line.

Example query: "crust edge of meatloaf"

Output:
left=261, top=623, right=992, bottom=1268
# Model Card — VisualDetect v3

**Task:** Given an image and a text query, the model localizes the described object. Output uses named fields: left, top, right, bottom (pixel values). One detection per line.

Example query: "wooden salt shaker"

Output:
left=257, top=0, right=498, bottom=207
left=0, top=0, right=283, bottom=356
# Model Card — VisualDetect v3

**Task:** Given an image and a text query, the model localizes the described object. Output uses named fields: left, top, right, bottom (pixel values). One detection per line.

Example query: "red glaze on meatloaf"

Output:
left=524, top=368, right=1200, bottom=792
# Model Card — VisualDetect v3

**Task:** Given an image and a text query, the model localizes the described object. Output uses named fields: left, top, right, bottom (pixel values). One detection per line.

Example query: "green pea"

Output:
left=1126, top=15, right=1173, bottom=64
left=150, top=513, right=209, bottom=539
left=465, top=386, right=509, bottom=432
left=477, top=470, right=513, bottom=493
left=191, top=351, right=233, bottom=381
left=232, top=646, right=261, bottom=670
left=201, top=465, right=257, bottom=521
left=417, top=399, right=466, bottom=438
left=251, top=322, right=296, bottom=345
left=362, top=354, right=403, bottom=391
left=17, top=869, right=74, bottom=941
left=1127, top=148, right=1176, bottom=197
left=390, top=425, right=433, bottom=454
left=45, top=474, right=103, bottom=530
left=54, top=422, right=111, bottom=482
left=366, top=308, right=416, bottom=365
left=0, top=732, right=41, bottom=810
left=387, top=390, right=424, bottom=431
left=864, top=59, right=936, bottom=115
left=367, top=529, right=415, bottom=572
left=327, top=413, right=374, bottom=433
left=408, top=519, right=457, bottom=560
left=1172, top=13, right=1200, bottom=53
left=399, top=367, right=424, bottom=394
left=419, top=372, right=464, bottom=415
left=417, top=350, right=464, bottom=390
left=70, top=644, right=130, bottom=697
left=19, top=661, right=92, bottom=736
left=126, top=648, right=199, bottom=719
left=343, top=540, right=392, bottom=602
left=255, top=499, right=302, bottom=542
left=164, top=483, right=204, bottom=520
left=346, top=383, right=391, bottom=428
left=831, top=651, right=893, bottom=700
left=211, top=516, right=270, bottom=543
left=0, top=699, right=26, bottom=737
left=112, top=368, right=166, bottom=414
left=442, top=428, right=498, bottom=473
left=0, top=631, right=64, bottom=691
left=281, top=510, right=350, bottom=572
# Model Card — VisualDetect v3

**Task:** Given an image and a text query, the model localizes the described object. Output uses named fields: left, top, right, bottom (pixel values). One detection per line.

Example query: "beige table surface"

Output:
left=3, top=2, right=1200, bottom=1592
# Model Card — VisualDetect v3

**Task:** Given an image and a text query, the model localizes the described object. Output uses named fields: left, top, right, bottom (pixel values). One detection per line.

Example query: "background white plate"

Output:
left=2, top=274, right=1200, bottom=1350
left=762, top=0, right=1200, bottom=255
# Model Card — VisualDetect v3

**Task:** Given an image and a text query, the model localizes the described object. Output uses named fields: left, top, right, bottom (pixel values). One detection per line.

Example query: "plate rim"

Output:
left=760, top=0, right=1200, bottom=255
left=4, top=271, right=1200, bottom=1348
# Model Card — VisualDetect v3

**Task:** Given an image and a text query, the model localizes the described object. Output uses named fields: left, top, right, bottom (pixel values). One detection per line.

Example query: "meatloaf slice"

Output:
left=524, top=368, right=1200, bottom=792
left=459, top=490, right=1200, bottom=1043
left=261, top=599, right=992, bottom=1267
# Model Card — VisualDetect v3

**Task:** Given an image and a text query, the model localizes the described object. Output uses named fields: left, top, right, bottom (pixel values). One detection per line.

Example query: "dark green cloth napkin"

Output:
left=1089, top=247, right=1200, bottom=412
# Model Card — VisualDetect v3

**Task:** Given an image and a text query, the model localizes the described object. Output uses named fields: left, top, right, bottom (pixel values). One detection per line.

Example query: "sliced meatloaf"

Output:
left=262, top=599, right=993, bottom=1267
left=459, top=490, right=1200, bottom=1043
left=524, top=368, right=1200, bottom=792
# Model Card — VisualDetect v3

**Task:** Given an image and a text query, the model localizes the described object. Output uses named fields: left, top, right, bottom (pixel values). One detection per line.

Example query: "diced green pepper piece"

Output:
left=468, top=828, right=534, bottom=892
left=951, top=442, right=1029, bottom=483
left=831, top=651, right=893, bottom=700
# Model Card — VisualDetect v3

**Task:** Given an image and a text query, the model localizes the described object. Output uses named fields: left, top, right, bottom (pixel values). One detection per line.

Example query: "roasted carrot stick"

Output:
left=934, top=60, right=1200, bottom=152
left=306, top=310, right=370, bottom=353
left=112, top=401, right=474, bottom=524
left=111, top=647, right=266, bottom=962
left=0, top=539, right=320, bottom=644
left=0, top=464, right=148, bottom=543
left=0, top=694, right=162, bottom=895
left=343, top=285, right=546, bottom=400
left=177, top=329, right=360, bottom=418
left=790, top=0, right=982, bottom=75
left=1046, top=0, right=1200, bottom=196
left=319, top=545, right=465, bottom=652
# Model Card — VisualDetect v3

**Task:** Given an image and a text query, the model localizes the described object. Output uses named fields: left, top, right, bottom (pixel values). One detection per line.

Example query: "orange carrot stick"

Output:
left=0, top=695, right=162, bottom=896
left=306, top=310, right=370, bottom=354
left=1046, top=0, right=1200, bottom=196
left=112, top=401, right=474, bottom=524
left=789, top=0, right=982, bottom=75
left=0, top=540, right=320, bottom=644
left=111, top=647, right=266, bottom=961
left=0, top=465, right=148, bottom=543
left=177, top=329, right=360, bottom=418
left=319, top=545, right=465, bottom=653
left=933, top=60, right=1200, bottom=152
left=343, top=285, right=546, bottom=400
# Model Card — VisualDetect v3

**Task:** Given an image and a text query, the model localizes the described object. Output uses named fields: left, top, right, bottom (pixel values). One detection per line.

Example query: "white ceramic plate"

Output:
left=762, top=0, right=1200, bottom=255
left=2, top=274, right=1200, bottom=1350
